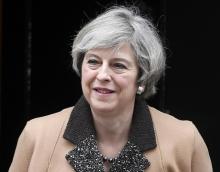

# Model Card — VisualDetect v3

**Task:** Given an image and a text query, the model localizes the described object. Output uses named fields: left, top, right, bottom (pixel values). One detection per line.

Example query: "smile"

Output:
left=93, top=88, right=115, bottom=94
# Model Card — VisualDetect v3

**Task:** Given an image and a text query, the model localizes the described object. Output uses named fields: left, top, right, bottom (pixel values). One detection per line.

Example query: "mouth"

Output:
left=93, top=87, right=115, bottom=94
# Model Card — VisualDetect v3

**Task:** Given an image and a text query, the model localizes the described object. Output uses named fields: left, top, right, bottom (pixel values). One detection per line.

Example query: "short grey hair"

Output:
left=72, top=6, right=166, bottom=99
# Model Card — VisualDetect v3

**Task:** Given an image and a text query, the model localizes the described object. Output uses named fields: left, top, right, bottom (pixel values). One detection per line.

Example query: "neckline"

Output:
left=63, top=95, right=156, bottom=152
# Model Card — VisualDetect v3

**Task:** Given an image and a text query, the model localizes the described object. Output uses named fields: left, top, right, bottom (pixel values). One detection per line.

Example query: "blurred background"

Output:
left=0, top=0, right=219, bottom=171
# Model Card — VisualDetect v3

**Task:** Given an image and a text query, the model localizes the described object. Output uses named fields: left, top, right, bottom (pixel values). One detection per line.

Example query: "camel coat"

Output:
left=9, top=96, right=212, bottom=172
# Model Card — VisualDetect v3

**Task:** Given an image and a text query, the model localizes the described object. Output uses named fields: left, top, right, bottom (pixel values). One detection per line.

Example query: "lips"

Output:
left=93, top=87, right=115, bottom=94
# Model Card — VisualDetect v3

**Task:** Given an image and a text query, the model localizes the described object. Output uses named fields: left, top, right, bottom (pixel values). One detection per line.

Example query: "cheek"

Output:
left=81, top=67, right=96, bottom=87
left=81, top=66, right=88, bottom=87
left=81, top=71, right=91, bottom=97
left=114, top=74, right=138, bottom=89
left=81, top=62, right=90, bottom=79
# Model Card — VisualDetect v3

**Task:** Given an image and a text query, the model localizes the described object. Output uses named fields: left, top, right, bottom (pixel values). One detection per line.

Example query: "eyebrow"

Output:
left=85, top=52, right=99, bottom=57
left=85, top=52, right=135, bottom=66
left=84, top=53, right=99, bottom=59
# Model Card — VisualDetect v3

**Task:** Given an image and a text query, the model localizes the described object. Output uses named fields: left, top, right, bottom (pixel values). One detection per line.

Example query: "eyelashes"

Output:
left=112, top=63, right=127, bottom=69
left=87, top=59, right=128, bottom=72
left=87, top=59, right=99, bottom=65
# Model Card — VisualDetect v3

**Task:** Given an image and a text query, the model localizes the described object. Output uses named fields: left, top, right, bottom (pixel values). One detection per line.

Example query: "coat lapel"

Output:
left=63, top=95, right=156, bottom=171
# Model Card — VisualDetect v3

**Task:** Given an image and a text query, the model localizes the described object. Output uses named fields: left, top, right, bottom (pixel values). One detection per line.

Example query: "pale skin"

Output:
left=81, top=43, right=140, bottom=170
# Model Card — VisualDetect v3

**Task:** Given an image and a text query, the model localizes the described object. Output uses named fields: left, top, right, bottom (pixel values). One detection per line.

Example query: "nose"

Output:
left=96, top=65, right=111, bottom=82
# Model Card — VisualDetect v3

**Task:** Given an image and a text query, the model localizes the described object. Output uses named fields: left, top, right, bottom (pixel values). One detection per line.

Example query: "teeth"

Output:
left=96, top=89, right=113, bottom=94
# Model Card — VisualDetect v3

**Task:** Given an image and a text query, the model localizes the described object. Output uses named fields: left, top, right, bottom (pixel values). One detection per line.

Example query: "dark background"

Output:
left=1, top=0, right=219, bottom=171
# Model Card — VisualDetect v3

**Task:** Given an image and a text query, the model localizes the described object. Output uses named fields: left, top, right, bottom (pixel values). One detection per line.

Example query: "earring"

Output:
left=137, top=86, right=144, bottom=95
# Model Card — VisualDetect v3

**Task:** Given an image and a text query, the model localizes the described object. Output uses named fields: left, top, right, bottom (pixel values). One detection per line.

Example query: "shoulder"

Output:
left=24, top=107, right=73, bottom=139
left=27, top=107, right=73, bottom=126
left=9, top=107, right=74, bottom=171
left=148, top=105, right=212, bottom=171
left=148, top=106, right=197, bottom=148
left=149, top=106, right=196, bottom=134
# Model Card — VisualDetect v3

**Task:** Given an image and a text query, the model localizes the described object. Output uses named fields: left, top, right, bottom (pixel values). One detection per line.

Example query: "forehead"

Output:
left=86, top=43, right=136, bottom=62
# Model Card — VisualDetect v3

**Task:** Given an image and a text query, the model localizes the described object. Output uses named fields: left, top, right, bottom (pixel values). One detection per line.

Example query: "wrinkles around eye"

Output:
left=112, top=63, right=127, bottom=69
left=87, top=59, right=99, bottom=65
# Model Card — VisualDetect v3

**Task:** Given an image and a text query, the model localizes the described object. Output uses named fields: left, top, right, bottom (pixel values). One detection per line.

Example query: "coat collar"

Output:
left=63, top=95, right=156, bottom=152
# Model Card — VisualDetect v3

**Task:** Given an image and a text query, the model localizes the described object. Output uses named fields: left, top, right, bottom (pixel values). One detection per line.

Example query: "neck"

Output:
left=91, top=102, right=135, bottom=157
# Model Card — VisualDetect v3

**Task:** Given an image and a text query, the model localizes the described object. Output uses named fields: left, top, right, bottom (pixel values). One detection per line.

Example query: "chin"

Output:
left=90, top=99, right=117, bottom=113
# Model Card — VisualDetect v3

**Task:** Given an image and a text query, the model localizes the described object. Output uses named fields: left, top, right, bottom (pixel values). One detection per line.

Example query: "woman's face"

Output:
left=81, top=43, right=139, bottom=114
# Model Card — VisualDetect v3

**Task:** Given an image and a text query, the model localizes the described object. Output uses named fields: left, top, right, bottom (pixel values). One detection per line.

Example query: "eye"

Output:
left=113, top=63, right=127, bottom=69
left=86, top=58, right=100, bottom=69
left=87, top=59, right=99, bottom=65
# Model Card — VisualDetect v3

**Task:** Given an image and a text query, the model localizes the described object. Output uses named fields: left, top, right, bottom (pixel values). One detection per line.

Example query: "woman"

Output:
left=9, top=6, right=212, bottom=172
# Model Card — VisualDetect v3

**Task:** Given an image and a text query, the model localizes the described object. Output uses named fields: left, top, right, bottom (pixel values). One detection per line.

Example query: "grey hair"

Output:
left=72, top=6, right=166, bottom=99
